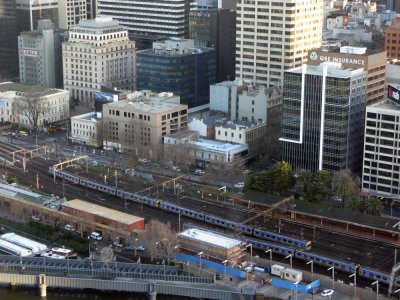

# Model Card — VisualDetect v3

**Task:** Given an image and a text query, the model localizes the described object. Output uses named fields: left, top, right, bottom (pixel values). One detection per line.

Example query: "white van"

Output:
left=90, top=232, right=103, bottom=240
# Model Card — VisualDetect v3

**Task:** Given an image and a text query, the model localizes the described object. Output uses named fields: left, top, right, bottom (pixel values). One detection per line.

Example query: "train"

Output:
left=49, top=167, right=398, bottom=286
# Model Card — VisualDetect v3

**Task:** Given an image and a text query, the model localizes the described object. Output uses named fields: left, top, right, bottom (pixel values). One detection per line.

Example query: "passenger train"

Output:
left=50, top=167, right=398, bottom=286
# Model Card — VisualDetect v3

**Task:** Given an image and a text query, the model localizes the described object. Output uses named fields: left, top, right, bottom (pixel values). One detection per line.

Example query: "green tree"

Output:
left=253, top=170, right=274, bottom=193
left=271, top=161, right=294, bottom=194
left=297, top=169, right=313, bottom=194
left=366, top=196, right=384, bottom=216
left=346, top=195, right=361, bottom=212
left=333, top=171, right=356, bottom=207
left=303, top=170, right=332, bottom=203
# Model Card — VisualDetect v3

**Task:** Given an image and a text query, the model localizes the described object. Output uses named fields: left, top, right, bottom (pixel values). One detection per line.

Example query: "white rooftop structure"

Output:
left=289, top=63, right=365, bottom=79
left=340, top=46, right=367, bottom=55
left=188, top=138, right=247, bottom=153
left=1, top=233, right=47, bottom=255
left=178, top=228, right=242, bottom=249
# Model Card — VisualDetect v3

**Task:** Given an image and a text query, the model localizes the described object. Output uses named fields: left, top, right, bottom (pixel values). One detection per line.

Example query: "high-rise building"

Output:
left=235, top=0, right=323, bottom=88
left=18, top=20, right=57, bottom=88
left=86, top=0, right=97, bottom=19
left=0, top=0, right=18, bottom=80
left=58, top=0, right=87, bottom=30
left=385, top=17, right=400, bottom=60
left=281, top=62, right=367, bottom=173
left=97, top=0, right=192, bottom=39
left=307, top=46, right=387, bottom=105
left=16, top=0, right=59, bottom=32
left=62, top=17, right=136, bottom=107
left=136, top=39, right=216, bottom=108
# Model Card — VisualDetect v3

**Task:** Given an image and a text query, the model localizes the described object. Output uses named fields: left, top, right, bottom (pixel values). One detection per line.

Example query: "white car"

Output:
left=136, top=246, right=146, bottom=251
left=321, top=289, right=334, bottom=297
left=234, top=182, right=244, bottom=188
left=193, top=169, right=205, bottom=176
left=64, top=224, right=75, bottom=232
left=172, top=166, right=181, bottom=172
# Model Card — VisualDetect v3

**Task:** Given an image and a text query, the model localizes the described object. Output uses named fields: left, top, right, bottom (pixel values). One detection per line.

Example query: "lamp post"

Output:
left=285, top=254, right=293, bottom=268
left=246, top=244, right=253, bottom=264
left=197, top=251, right=203, bottom=274
left=265, top=249, right=272, bottom=263
left=162, top=259, right=166, bottom=280
left=372, top=280, right=379, bottom=300
left=349, top=272, right=357, bottom=299
left=307, top=260, right=314, bottom=280
left=222, top=259, right=228, bottom=279
left=138, top=257, right=142, bottom=278
left=328, top=266, right=335, bottom=289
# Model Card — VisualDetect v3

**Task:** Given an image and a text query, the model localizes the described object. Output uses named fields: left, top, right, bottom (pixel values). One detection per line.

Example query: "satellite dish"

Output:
left=100, top=247, right=114, bottom=263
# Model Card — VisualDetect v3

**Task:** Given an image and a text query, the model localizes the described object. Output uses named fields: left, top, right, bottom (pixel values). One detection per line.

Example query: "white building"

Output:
left=362, top=91, right=400, bottom=197
left=235, top=0, right=323, bottom=88
left=18, top=20, right=56, bottom=88
left=63, top=17, right=136, bottom=107
left=70, top=112, right=103, bottom=147
left=0, top=82, right=69, bottom=129
left=58, top=0, right=87, bottom=30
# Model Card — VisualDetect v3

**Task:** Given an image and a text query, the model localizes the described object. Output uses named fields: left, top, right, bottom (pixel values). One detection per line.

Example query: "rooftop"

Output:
left=288, top=63, right=365, bottom=78
left=104, top=99, right=187, bottom=114
left=71, top=112, right=102, bottom=122
left=368, top=99, right=400, bottom=111
left=0, top=182, right=54, bottom=205
left=0, top=82, right=65, bottom=96
left=166, top=130, right=197, bottom=140
left=178, top=228, right=242, bottom=249
left=216, top=120, right=265, bottom=130
left=188, top=138, right=248, bottom=153
left=62, top=199, right=143, bottom=226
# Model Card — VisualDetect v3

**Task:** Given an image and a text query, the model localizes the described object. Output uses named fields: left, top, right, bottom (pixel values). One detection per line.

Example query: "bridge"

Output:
left=0, top=255, right=254, bottom=300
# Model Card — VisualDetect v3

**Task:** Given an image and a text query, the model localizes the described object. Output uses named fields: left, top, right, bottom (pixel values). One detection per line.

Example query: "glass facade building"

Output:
left=0, top=0, right=18, bottom=80
left=281, top=64, right=367, bottom=173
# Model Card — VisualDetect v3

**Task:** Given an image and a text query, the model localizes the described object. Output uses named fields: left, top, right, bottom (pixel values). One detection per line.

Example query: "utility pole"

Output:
left=36, top=174, right=39, bottom=190
left=115, top=170, right=118, bottom=188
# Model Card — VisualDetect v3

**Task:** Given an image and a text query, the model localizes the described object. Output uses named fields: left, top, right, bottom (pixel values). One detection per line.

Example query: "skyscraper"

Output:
left=58, top=0, right=87, bottom=30
left=0, top=0, right=18, bottom=80
left=16, top=0, right=59, bottom=32
left=235, top=0, right=323, bottom=88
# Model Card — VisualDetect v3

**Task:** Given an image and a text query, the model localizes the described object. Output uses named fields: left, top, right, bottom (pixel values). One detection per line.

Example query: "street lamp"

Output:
left=306, top=260, right=314, bottom=280
left=197, top=251, right=203, bottom=274
left=328, top=266, right=335, bottom=290
left=222, top=259, right=228, bottom=279
left=246, top=244, right=253, bottom=264
left=162, top=259, right=166, bottom=280
left=285, top=254, right=293, bottom=268
left=265, top=249, right=272, bottom=263
left=349, top=272, right=357, bottom=299
left=372, top=280, right=379, bottom=300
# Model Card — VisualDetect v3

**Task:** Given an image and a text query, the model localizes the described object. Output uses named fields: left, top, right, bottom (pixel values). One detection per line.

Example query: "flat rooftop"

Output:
left=368, top=99, right=400, bottom=111
left=0, top=82, right=65, bottom=96
left=105, top=99, right=187, bottom=114
left=178, top=228, right=242, bottom=249
left=0, top=182, right=53, bottom=205
left=288, top=63, right=365, bottom=78
left=62, top=199, right=143, bottom=226
left=71, top=112, right=102, bottom=122
left=188, top=138, right=248, bottom=153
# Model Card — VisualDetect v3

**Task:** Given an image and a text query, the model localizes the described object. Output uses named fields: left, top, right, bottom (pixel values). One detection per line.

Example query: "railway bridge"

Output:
left=0, top=255, right=253, bottom=300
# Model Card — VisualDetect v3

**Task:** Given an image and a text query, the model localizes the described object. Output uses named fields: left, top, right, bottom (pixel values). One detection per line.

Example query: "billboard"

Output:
left=388, top=84, right=400, bottom=104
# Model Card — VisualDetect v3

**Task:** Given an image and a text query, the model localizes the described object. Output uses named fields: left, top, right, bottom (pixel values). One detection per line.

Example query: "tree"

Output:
left=297, top=169, right=313, bottom=194
left=143, top=219, right=177, bottom=263
left=333, top=170, right=356, bottom=207
left=164, top=143, right=196, bottom=172
left=13, top=93, right=47, bottom=132
left=346, top=195, right=361, bottom=212
left=366, top=196, right=384, bottom=216
left=270, top=161, right=295, bottom=194
left=305, top=170, right=332, bottom=203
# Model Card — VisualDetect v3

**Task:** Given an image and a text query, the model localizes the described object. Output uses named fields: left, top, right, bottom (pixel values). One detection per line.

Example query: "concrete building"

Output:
left=102, top=99, right=188, bottom=157
left=307, top=46, right=387, bottom=104
left=189, top=8, right=236, bottom=82
left=136, top=39, right=216, bottom=108
left=235, top=0, right=323, bottom=88
left=97, top=0, right=191, bottom=39
left=58, top=0, right=87, bottom=30
left=177, top=228, right=245, bottom=266
left=281, top=63, right=367, bottom=173
left=215, top=121, right=266, bottom=159
left=62, top=17, right=136, bottom=107
left=16, top=0, right=59, bottom=32
left=86, top=0, right=97, bottom=19
left=0, top=0, right=18, bottom=80
left=70, top=112, right=103, bottom=147
left=362, top=87, right=400, bottom=197
left=18, top=20, right=57, bottom=88
left=0, top=82, right=69, bottom=128
left=385, top=17, right=400, bottom=60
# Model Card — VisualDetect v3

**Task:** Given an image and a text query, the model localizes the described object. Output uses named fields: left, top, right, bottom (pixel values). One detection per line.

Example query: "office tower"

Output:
left=307, top=46, right=387, bottom=104
left=63, top=17, right=136, bottom=107
left=281, top=62, right=367, bottom=173
left=58, top=0, right=87, bottom=30
left=86, top=0, right=97, bottom=19
left=97, top=0, right=192, bottom=39
left=235, top=0, right=323, bottom=88
left=18, top=20, right=56, bottom=88
left=189, top=8, right=236, bottom=82
left=136, top=39, right=216, bottom=108
left=16, top=0, right=59, bottom=32
left=0, top=0, right=18, bottom=80
left=362, top=86, right=400, bottom=197
left=385, top=18, right=400, bottom=60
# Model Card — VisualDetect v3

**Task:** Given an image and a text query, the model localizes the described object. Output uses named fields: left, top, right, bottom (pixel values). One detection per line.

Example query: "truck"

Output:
left=270, top=264, right=303, bottom=283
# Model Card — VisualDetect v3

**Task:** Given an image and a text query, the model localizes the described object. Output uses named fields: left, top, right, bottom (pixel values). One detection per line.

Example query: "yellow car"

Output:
left=19, top=131, right=28, bottom=136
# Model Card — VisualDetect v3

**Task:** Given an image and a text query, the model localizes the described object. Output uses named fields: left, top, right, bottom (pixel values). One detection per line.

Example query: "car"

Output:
left=172, top=166, right=181, bottom=172
left=138, top=158, right=149, bottom=163
left=113, top=241, right=123, bottom=248
left=31, top=216, right=41, bottom=222
left=64, top=224, right=75, bottom=232
left=321, top=289, right=334, bottom=297
left=234, top=182, right=244, bottom=188
left=136, top=245, right=146, bottom=251
left=90, top=231, right=103, bottom=240
left=19, top=131, right=28, bottom=136
left=193, top=169, right=205, bottom=176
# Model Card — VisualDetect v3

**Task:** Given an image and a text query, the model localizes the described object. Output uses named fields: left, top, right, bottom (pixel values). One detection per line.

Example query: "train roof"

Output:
left=61, top=199, right=144, bottom=225
left=0, top=182, right=53, bottom=205
left=1, top=233, right=47, bottom=254
left=178, top=228, right=242, bottom=249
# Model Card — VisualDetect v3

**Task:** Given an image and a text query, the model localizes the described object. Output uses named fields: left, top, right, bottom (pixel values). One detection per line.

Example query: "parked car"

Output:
left=172, top=166, right=181, bottom=172
left=90, top=231, right=103, bottom=240
left=31, top=216, right=41, bottom=222
left=321, top=289, right=334, bottom=297
left=193, top=169, right=205, bottom=176
left=138, top=158, right=149, bottom=163
left=234, top=182, right=244, bottom=188
left=136, top=245, right=146, bottom=251
left=64, top=224, right=75, bottom=232
left=19, top=131, right=28, bottom=136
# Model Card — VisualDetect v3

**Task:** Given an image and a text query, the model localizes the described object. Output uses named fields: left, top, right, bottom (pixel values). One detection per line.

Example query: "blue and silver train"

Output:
left=50, top=167, right=398, bottom=286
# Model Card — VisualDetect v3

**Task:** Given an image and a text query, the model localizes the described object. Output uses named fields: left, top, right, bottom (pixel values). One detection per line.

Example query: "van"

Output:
left=64, top=224, right=75, bottom=232
left=90, top=231, right=103, bottom=240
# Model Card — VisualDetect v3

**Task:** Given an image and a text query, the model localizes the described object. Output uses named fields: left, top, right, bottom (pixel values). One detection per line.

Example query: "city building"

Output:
left=235, top=0, right=323, bottom=88
left=176, top=228, right=245, bottom=266
left=0, top=82, right=69, bottom=128
left=189, top=8, right=236, bottom=82
left=136, top=39, right=216, bottom=108
left=18, top=20, right=57, bottom=88
left=188, top=114, right=224, bottom=139
left=62, top=17, right=136, bottom=107
left=16, top=0, right=59, bottom=32
left=86, top=0, right=97, bottom=19
left=362, top=85, right=400, bottom=197
left=215, top=121, right=266, bottom=159
left=102, top=99, right=188, bottom=157
left=58, top=0, right=87, bottom=30
left=387, top=0, right=400, bottom=12
left=70, top=112, right=103, bottom=147
left=281, top=62, right=367, bottom=173
left=0, top=0, right=18, bottom=80
left=385, top=17, right=400, bottom=60
left=61, top=199, right=145, bottom=232
left=97, top=0, right=191, bottom=39
left=307, top=46, right=387, bottom=104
